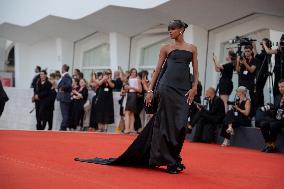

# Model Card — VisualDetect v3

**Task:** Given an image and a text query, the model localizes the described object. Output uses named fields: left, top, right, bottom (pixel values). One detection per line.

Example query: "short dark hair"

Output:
left=278, top=79, right=284, bottom=84
left=244, top=45, right=253, bottom=50
left=228, top=50, right=237, bottom=61
left=62, top=64, right=69, bottom=72
left=49, top=73, right=56, bottom=78
left=168, top=20, right=188, bottom=31
left=36, top=66, right=41, bottom=72
left=40, top=70, right=47, bottom=75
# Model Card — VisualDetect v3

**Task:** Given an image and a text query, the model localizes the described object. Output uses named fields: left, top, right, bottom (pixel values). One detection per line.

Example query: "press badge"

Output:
left=243, top=70, right=248, bottom=75
left=104, top=88, right=109, bottom=92
left=234, top=112, right=238, bottom=116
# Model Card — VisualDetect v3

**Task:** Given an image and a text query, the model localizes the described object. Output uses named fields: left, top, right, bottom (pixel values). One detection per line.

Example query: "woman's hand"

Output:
left=185, top=87, right=197, bottom=105
left=145, top=92, right=153, bottom=107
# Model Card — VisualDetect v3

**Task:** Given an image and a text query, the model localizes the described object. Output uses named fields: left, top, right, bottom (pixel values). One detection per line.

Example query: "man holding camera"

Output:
left=189, top=87, right=225, bottom=143
left=252, top=39, right=272, bottom=108
left=256, top=79, right=284, bottom=153
left=236, top=45, right=258, bottom=116
left=262, top=34, right=284, bottom=97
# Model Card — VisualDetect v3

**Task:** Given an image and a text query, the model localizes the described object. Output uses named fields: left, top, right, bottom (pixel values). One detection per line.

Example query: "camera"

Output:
left=229, top=36, right=256, bottom=46
left=227, top=96, right=240, bottom=106
left=276, top=109, right=284, bottom=120
left=229, top=36, right=256, bottom=56
left=260, top=103, right=275, bottom=112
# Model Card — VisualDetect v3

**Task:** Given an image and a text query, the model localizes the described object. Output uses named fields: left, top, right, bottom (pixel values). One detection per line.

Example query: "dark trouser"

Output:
left=259, top=119, right=284, bottom=143
left=42, top=111, right=53, bottom=130
left=89, top=95, right=98, bottom=129
left=193, top=120, right=217, bottom=143
left=255, top=74, right=268, bottom=108
left=0, top=100, right=6, bottom=118
left=191, top=110, right=220, bottom=143
left=60, top=102, right=70, bottom=131
left=35, top=101, right=42, bottom=130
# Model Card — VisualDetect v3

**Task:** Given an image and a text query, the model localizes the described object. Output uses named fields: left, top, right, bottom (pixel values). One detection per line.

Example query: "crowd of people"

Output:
left=30, top=64, right=154, bottom=134
left=30, top=34, right=284, bottom=154
left=188, top=35, right=284, bottom=153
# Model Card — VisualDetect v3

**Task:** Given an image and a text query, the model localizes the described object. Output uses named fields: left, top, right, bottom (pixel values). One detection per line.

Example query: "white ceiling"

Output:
left=0, top=0, right=283, bottom=44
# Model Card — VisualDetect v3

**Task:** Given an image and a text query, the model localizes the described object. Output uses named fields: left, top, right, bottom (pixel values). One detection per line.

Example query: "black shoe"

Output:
left=166, top=165, right=180, bottom=174
left=265, top=146, right=277, bottom=153
left=261, top=146, right=269, bottom=152
left=177, top=162, right=186, bottom=172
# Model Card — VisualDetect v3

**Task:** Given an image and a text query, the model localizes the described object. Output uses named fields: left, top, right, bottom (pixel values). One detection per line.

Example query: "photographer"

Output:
left=262, top=34, right=284, bottom=97
left=252, top=39, right=272, bottom=108
left=189, top=87, right=225, bottom=143
left=95, top=69, right=115, bottom=132
left=213, top=50, right=236, bottom=112
left=236, top=45, right=258, bottom=116
left=221, top=86, right=251, bottom=147
left=256, top=79, right=284, bottom=153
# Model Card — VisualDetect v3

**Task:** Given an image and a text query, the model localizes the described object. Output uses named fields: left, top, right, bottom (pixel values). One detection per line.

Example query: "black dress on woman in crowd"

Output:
left=35, top=80, right=52, bottom=130
left=75, top=49, right=193, bottom=171
left=218, top=62, right=234, bottom=95
left=70, top=87, right=88, bottom=129
left=221, top=99, right=251, bottom=140
left=95, top=82, right=115, bottom=124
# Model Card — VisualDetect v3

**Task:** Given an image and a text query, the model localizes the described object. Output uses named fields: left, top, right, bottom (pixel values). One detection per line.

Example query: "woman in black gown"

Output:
left=75, top=20, right=199, bottom=174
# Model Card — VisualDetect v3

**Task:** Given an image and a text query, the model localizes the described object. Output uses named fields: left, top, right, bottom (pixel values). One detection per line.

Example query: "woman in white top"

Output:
left=124, top=68, right=142, bottom=133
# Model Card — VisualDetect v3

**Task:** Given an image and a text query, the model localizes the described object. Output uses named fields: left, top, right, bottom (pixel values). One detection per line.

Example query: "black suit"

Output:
left=57, top=73, right=72, bottom=131
left=35, top=80, right=52, bottom=130
left=191, top=96, right=225, bottom=143
left=31, top=74, right=41, bottom=129
left=256, top=95, right=284, bottom=143
left=0, top=80, right=9, bottom=117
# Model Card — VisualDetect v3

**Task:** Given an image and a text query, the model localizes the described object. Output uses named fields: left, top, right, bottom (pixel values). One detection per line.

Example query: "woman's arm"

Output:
left=144, top=45, right=168, bottom=106
left=191, top=45, right=199, bottom=90
left=242, top=59, right=256, bottom=73
left=148, top=45, right=168, bottom=91
left=236, top=100, right=251, bottom=116
left=107, top=79, right=115, bottom=88
left=262, top=41, right=278, bottom=54
left=236, top=56, right=241, bottom=73
left=212, top=54, right=223, bottom=72
left=185, top=45, right=199, bottom=104
left=90, top=74, right=99, bottom=89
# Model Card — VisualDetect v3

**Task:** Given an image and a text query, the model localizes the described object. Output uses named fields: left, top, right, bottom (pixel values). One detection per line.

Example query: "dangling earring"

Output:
left=180, top=31, right=183, bottom=35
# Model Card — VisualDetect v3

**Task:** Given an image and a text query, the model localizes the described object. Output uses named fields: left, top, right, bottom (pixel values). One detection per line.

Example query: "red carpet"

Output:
left=0, top=130, right=284, bottom=189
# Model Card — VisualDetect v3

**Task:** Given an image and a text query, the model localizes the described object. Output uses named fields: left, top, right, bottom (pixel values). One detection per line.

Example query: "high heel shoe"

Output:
left=226, top=127, right=234, bottom=135
left=221, top=139, right=230, bottom=147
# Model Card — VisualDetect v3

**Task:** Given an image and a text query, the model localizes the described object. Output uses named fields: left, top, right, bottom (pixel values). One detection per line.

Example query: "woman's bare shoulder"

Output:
left=185, top=43, right=197, bottom=52
left=160, top=43, right=173, bottom=53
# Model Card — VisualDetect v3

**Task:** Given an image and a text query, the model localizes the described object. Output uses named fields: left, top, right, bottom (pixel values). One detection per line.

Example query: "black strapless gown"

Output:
left=75, top=49, right=193, bottom=167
